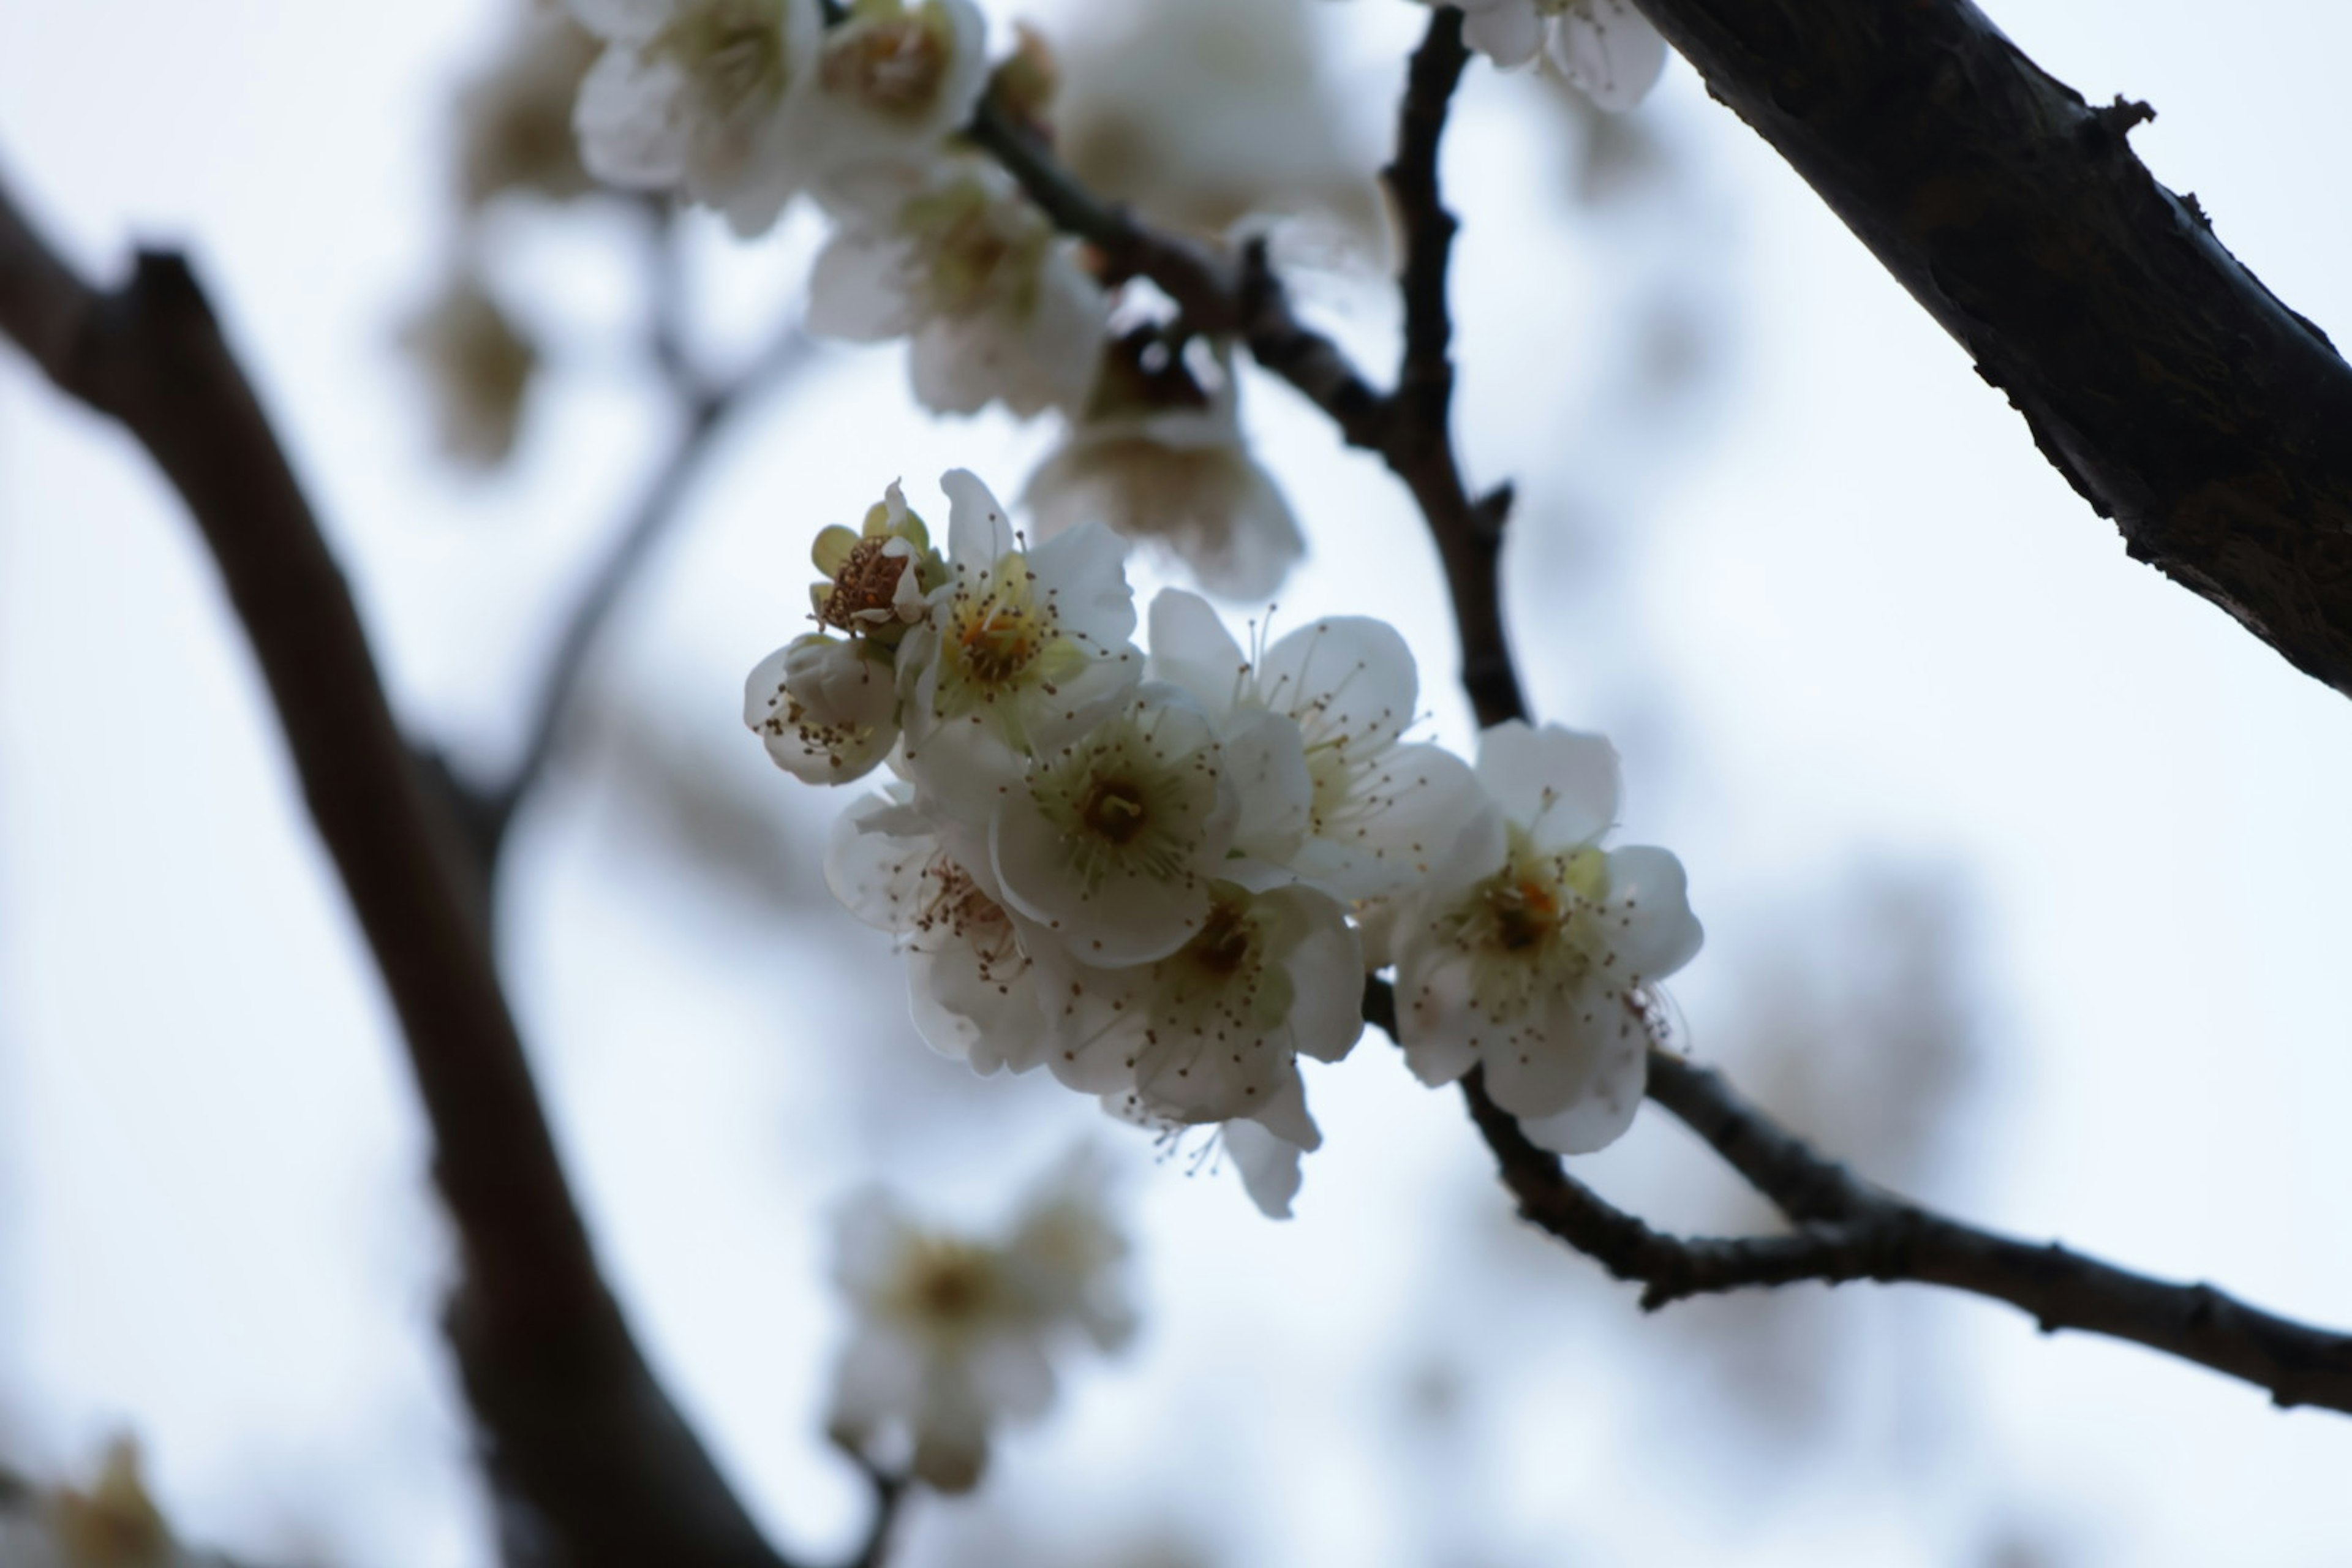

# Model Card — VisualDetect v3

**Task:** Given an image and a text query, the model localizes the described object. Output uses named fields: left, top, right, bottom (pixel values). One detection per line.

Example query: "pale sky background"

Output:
left=2, top=1, right=2350, bottom=1565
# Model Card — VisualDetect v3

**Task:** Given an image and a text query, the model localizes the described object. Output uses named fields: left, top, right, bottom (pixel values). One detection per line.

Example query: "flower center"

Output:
left=655, top=2, right=788, bottom=118
left=1488, top=878, right=1561, bottom=952
left=820, top=538, right=910, bottom=630
left=821, top=10, right=949, bottom=118
left=1079, top=777, right=1149, bottom=846
left=954, top=599, right=1042, bottom=684
left=1187, top=896, right=1254, bottom=977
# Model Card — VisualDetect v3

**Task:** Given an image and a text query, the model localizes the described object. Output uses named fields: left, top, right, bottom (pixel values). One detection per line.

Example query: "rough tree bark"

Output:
left=1629, top=0, right=2352, bottom=697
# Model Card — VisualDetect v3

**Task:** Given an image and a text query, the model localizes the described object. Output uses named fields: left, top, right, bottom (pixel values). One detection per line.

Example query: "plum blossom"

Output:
left=797, top=0, right=991, bottom=190
left=1148, top=589, right=1501, bottom=900
left=1026, top=336, right=1305, bottom=601
left=1389, top=720, right=1700, bottom=1153
left=1450, top=0, right=1668, bottom=112
left=1041, top=880, right=1363, bottom=1130
left=826, top=788, right=1051, bottom=1073
left=826, top=1153, right=1131, bottom=1492
left=809, top=162, right=1108, bottom=418
left=744, top=633, right=899, bottom=783
left=570, top=0, right=824, bottom=233
left=895, top=470, right=1140, bottom=818
left=990, top=685, right=1238, bottom=968
left=807, top=477, right=946, bottom=646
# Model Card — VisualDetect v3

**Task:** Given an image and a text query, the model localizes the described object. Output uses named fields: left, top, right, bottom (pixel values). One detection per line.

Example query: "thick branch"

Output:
left=0, top=168, right=785, bottom=1568
left=1632, top=0, right=2352, bottom=699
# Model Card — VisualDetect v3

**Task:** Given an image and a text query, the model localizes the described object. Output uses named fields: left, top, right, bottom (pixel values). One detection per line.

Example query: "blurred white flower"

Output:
left=809, top=161, right=1107, bottom=418
left=800, top=0, right=990, bottom=192
left=895, top=469, right=1140, bottom=820
left=990, top=685, right=1238, bottom=968
left=1055, top=0, right=1379, bottom=240
left=457, top=2, right=603, bottom=208
left=826, top=1154, right=1131, bottom=1492
left=399, top=268, right=538, bottom=467
left=0, top=1438, right=233, bottom=1568
left=570, top=0, right=823, bottom=233
left=826, top=788, right=1053, bottom=1073
left=1041, top=880, right=1363, bottom=1134
left=1026, top=337, right=1305, bottom=601
left=744, top=632, right=900, bottom=783
left=1389, top=720, right=1700, bottom=1153
left=1451, top=0, right=1668, bottom=112
left=1148, top=589, right=1501, bottom=900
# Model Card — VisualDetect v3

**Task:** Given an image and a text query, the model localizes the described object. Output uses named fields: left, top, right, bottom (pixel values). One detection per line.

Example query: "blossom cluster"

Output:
left=564, top=0, right=1665, bottom=596
left=747, top=473, right=1702, bottom=1214
left=826, top=1150, right=1133, bottom=1491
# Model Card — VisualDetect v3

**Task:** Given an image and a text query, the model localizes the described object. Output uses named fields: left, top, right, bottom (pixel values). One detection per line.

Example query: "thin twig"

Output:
left=0, top=163, right=792, bottom=1567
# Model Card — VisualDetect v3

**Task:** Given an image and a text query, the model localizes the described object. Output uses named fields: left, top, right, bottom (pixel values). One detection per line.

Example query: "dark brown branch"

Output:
left=1630, top=0, right=2352, bottom=700
left=0, top=167, right=788, bottom=1568
left=1369, top=979, right=2352, bottom=1412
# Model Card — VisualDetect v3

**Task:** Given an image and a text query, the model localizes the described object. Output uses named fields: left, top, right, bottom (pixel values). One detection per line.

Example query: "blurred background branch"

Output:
left=0, top=166, right=791, bottom=1568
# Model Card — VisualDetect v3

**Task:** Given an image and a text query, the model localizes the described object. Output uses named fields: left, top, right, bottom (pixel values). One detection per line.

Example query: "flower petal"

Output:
left=1476, top=720, right=1620, bottom=849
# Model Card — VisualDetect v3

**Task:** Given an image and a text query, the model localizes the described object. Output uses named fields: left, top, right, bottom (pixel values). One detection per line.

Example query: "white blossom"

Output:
left=990, top=685, right=1238, bottom=968
left=744, top=632, right=900, bottom=783
left=826, top=788, right=1052, bottom=1073
left=1148, top=589, right=1501, bottom=900
left=895, top=469, right=1140, bottom=820
left=810, top=162, right=1108, bottom=419
left=1041, top=879, right=1363, bottom=1131
left=1055, top=0, right=1381, bottom=241
left=826, top=1154, right=1129, bottom=1493
left=1450, top=0, right=1668, bottom=112
left=570, top=0, right=823, bottom=233
left=1389, top=720, right=1700, bottom=1153
left=797, top=0, right=991, bottom=193
left=1026, top=339, right=1305, bottom=600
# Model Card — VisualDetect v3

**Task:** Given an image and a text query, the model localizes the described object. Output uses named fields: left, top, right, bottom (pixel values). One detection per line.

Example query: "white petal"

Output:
left=1550, top=0, right=1669, bottom=113
left=1478, top=989, right=1606, bottom=1119
left=573, top=45, right=692, bottom=189
left=992, top=796, right=1210, bottom=967
left=907, top=315, right=1000, bottom=416
left=823, top=791, right=932, bottom=931
left=1517, top=1030, right=1647, bottom=1155
left=1463, top=0, right=1544, bottom=68
left=1476, top=720, right=1620, bottom=848
left=570, top=0, right=672, bottom=45
left=807, top=225, right=920, bottom=341
left=907, top=943, right=1052, bottom=1074
left=1603, top=843, right=1703, bottom=981
left=1029, top=519, right=1139, bottom=651
left=1146, top=587, right=1248, bottom=722
left=1259, top=615, right=1419, bottom=756
left=1224, top=1115, right=1305, bottom=1219
left=943, top=467, right=1017, bottom=565
left=1220, top=707, right=1314, bottom=867
left=1293, top=740, right=1505, bottom=902
left=1267, top=887, right=1366, bottom=1064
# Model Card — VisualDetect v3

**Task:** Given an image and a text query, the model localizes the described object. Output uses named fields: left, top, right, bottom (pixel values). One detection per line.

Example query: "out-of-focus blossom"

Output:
left=1027, top=337, right=1304, bottom=601
left=809, top=162, right=1107, bottom=418
left=1057, top=0, right=1378, bottom=240
left=1450, top=0, right=1668, bottom=112
left=458, top=1, right=603, bottom=207
left=1388, top=720, right=1700, bottom=1153
left=569, top=0, right=824, bottom=233
left=826, top=1152, right=1132, bottom=1492
left=0, top=1439, right=235, bottom=1568
left=399, top=268, right=539, bottom=467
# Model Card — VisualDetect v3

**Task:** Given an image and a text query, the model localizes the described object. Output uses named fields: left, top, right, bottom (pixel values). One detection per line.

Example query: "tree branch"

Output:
left=1630, top=0, right=2352, bottom=699
left=0, top=165, right=788, bottom=1568
left=1372, top=981, right=2352, bottom=1412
